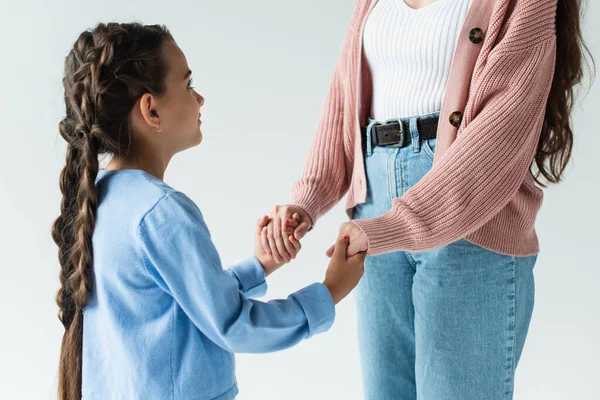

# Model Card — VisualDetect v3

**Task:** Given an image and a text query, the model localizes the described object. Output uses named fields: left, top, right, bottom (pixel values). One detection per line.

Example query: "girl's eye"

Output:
left=187, top=78, right=195, bottom=90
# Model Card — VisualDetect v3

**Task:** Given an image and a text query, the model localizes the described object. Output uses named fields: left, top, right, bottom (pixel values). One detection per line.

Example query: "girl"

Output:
left=52, top=22, right=366, bottom=400
left=262, top=0, right=592, bottom=399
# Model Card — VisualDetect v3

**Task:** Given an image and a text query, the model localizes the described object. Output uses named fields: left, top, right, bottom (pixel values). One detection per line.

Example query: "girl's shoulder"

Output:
left=95, top=169, right=202, bottom=231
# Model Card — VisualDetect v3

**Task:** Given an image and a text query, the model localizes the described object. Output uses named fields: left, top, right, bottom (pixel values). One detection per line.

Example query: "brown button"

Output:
left=469, top=28, right=484, bottom=44
left=449, top=111, right=463, bottom=128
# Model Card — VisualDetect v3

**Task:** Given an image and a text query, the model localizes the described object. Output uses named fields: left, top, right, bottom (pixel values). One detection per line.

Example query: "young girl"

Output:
left=51, top=22, right=366, bottom=400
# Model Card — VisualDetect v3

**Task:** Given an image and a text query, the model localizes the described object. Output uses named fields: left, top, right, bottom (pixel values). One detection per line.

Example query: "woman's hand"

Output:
left=255, top=216, right=301, bottom=276
left=325, top=222, right=368, bottom=258
left=261, top=205, right=312, bottom=264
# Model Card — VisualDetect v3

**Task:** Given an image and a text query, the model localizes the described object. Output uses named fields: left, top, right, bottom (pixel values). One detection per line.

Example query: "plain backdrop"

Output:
left=0, top=0, right=598, bottom=399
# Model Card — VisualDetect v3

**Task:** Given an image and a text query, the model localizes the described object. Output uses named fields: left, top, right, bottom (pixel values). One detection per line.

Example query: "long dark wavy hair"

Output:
left=51, top=22, right=173, bottom=399
left=535, top=0, right=594, bottom=185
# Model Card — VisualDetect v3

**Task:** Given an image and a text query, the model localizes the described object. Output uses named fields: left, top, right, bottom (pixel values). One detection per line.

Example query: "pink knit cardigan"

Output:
left=290, top=0, right=557, bottom=256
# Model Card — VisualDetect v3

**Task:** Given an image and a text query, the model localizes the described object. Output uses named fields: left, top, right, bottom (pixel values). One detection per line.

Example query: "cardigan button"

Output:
left=469, top=28, right=484, bottom=44
left=449, top=111, right=463, bottom=128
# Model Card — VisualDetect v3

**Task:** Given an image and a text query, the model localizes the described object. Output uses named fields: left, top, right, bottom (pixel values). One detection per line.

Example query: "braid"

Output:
left=51, top=142, right=81, bottom=330
left=54, top=29, right=112, bottom=400
left=60, top=134, right=101, bottom=398
left=71, top=134, right=99, bottom=312
left=53, top=22, right=173, bottom=400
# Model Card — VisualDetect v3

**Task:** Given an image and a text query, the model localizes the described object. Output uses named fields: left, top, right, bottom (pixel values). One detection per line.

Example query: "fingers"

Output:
left=286, top=218, right=300, bottom=229
left=289, top=235, right=302, bottom=252
left=266, top=217, right=281, bottom=263
left=281, top=226, right=299, bottom=260
left=261, top=222, right=271, bottom=256
left=346, top=241, right=361, bottom=258
left=292, top=211, right=310, bottom=240
left=326, top=223, right=347, bottom=257
left=292, top=212, right=302, bottom=223
left=294, top=221, right=311, bottom=241
left=332, top=235, right=349, bottom=259
left=325, top=244, right=335, bottom=258
left=272, top=214, right=291, bottom=263
left=283, top=218, right=298, bottom=236
left=262, top=206, right=308, bottom=263
left=282, top=218, right=300, bottom=258
left=256, top=215, right=269, bottom=235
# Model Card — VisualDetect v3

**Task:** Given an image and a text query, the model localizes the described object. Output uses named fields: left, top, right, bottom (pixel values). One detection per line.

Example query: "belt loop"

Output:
left=409, top=117, right=419, bottom=153
left=365, top=119, right=377, bottom=156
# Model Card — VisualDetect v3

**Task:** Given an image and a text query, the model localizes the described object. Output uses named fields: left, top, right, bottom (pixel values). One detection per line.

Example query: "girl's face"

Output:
left=152, top=40, right=204, bottom=154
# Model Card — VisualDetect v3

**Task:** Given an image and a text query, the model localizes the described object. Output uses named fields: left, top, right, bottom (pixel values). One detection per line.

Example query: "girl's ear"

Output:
left=138, top=92, right=162, bottom=131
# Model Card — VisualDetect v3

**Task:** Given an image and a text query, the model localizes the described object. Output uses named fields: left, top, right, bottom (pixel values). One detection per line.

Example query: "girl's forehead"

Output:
left=164, top=42, right=189, bottom=79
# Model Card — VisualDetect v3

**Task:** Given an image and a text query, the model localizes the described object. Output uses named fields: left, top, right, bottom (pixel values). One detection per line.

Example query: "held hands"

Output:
left=259, top=203, right=369, bottom=261
left=325, top=222, right=368, bottom=258
left=254, top=215, right=301, bottom=277
left=255, top=211, right=368, bottom=305
left=260, top=205, right=312, bottom=264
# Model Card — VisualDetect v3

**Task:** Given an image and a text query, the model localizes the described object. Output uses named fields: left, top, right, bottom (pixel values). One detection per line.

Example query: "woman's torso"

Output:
left=363, top=0, right=474, bottom=120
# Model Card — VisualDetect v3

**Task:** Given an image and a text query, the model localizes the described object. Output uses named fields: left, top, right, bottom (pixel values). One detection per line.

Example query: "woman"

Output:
left=52, top=22, right=366, bottom=400
left=262, top=0, right=591, bottom=398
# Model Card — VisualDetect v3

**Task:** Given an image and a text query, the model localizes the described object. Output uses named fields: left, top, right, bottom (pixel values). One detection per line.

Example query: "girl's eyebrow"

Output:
left=184, top=69, right=192, bottom=80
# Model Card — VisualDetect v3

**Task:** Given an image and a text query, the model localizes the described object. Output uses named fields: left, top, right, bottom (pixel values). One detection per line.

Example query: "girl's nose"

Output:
left=195, top=92, right=204, bottom=106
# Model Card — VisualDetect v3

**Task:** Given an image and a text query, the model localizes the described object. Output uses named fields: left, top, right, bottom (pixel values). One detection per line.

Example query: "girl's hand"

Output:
left=325, top=222, right=368, bottom=258
left=323, top=235, right=366, bottom=304
left=255, top=216, right=301, bottom=276
left=261, top=205, right=312, bottom=264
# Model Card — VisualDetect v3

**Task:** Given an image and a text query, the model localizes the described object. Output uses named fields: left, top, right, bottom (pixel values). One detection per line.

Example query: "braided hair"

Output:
left=51, top=22, right=173, bottom=399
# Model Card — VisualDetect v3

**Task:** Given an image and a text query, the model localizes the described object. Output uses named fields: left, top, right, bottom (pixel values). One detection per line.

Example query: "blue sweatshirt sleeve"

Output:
left=137, top=191, right=335, bottom=353
left=225, top=256, right=268, bottom=298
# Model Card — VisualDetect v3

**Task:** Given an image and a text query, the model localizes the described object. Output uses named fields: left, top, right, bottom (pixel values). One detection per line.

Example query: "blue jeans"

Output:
left=352, top=111, right=537, bottom=400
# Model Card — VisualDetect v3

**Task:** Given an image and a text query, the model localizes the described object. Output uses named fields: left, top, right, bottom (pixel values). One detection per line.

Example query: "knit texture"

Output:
left=364, top=0, right=473, bottom=120
left=290, top=0, right=557, bottom=256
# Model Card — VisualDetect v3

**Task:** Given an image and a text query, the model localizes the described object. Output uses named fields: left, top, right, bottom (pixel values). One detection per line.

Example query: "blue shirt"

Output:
left=83, top=169, right=335, bottom=400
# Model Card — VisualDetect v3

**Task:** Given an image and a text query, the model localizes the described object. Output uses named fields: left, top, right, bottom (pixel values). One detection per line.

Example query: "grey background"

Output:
left=0, top=0, right=598, bottom=399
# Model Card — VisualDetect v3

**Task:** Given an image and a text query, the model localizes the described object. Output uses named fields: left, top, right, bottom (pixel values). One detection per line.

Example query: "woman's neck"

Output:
left=403, top=0, right=439, bottom=9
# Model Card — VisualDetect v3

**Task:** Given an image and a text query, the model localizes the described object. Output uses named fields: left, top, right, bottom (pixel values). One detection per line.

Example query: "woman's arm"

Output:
left=262, top=1, right=367, bottom=262
left=353, top=31, right=557, bottom=255
left=289, top=60, right=351, bottom=223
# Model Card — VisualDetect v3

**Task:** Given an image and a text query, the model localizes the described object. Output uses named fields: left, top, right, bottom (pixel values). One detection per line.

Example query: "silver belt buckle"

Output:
left=378, top=122, right=405, bottom=147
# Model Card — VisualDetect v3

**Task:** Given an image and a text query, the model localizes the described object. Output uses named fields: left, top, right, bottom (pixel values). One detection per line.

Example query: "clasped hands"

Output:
left=254, top=204, right=368, bottom=275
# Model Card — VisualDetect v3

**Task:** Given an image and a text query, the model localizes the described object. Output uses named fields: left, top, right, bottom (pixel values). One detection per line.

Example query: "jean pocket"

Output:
left=421, top=138, right=437, bottom=160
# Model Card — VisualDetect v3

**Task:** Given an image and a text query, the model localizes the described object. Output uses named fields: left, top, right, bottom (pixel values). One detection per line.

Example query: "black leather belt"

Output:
left=361, top=116, right=438, bottom=148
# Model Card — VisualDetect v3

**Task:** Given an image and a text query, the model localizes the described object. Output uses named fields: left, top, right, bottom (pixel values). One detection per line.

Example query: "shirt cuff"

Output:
left=227, top=256, right=268, bottom=298
left=290, top=282, right=336, bottom=338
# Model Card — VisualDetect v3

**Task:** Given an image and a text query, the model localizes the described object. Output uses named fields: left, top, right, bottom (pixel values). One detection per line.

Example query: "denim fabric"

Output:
left=353, top=111, right=537, bottom=400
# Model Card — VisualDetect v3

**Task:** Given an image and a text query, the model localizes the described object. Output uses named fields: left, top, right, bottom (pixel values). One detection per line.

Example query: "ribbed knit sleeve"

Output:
left=289, top=2, right=367, bottom=226
left=289, top=64, right=348, bottom=226
left=353, top=7, right=557, bottom=255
